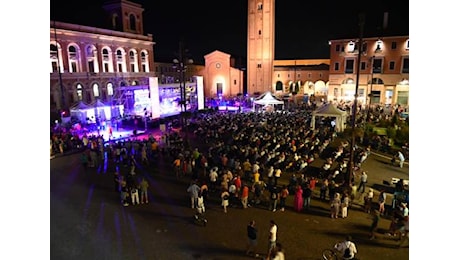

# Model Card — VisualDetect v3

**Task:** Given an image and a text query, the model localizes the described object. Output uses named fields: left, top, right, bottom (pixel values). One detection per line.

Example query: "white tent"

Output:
left=253, top=91, right=284, bottom=111
left=311, top=102, right=348, bottom=132
left=70, top=101, right=91, bottom=122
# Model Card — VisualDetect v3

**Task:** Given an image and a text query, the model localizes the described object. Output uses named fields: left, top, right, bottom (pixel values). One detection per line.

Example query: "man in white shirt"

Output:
left=334, top=235, right=358, bottom=260
left=267, top=220, right=278, bottom=257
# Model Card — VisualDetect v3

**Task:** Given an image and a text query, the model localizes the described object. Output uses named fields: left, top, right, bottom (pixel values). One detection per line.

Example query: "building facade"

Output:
left=327, top=36, right=409, bottom=108
left=50, top=0, right=155, bottom=113
left=273, top=59, right=330, bottom=97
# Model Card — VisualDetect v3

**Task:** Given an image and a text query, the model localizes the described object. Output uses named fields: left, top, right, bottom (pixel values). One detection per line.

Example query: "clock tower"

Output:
left=247, top=0, right=275, bottom=95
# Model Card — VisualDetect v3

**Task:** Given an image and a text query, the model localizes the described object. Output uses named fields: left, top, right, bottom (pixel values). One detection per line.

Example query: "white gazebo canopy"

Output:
left=311, top=102, right=348, bottom=132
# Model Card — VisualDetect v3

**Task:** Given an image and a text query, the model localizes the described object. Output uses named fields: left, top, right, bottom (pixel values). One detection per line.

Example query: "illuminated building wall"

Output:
left=328, top=36, right=409, bottom=107
left=247, top=0, right=275, bottom=95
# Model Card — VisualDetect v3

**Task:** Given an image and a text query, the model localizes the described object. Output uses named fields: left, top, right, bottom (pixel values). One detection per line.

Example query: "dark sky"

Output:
left=50, top=0, right=409, bottom=64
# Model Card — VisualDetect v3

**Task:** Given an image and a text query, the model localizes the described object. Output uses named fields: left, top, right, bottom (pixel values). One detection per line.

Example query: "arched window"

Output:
left=107, top=82, right=114, bottom=96
left=68, top=44, right=81, bottom=73
left=93, top=83, right=100, bottom=97
left=140, top=50, right=149, bottom=72
left=116, top=48, right=126, bottom=72
left=129, top=14, right=136, bottom=31
left=101, top=47, right=113, bottom=72
left=129, top=49, right=139, bottom=72
left=50, top=42, right=64, bottom=73
left=86, top=45, right=99, bottom=73
left=76, top=84, right=83, bottom=101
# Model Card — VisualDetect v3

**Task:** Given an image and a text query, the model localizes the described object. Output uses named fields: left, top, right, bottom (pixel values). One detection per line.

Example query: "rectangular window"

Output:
left=257, top=64, right=262, bottom=68
left=118, top=64, right=123, bottom=72
left=406, top=40, right=409, bottom=50
left=104, top=63, right=109, bottom=72
left=297, top=74, right=300, bottom=78
left=345, top=59, right=354, bottom=74
left=360, top=61, right=366, bottom=70
left=402, top=57, right=409, bottom=73
left=370, top=91, right=381, bottom=104
left=216, top=83, right=223, bottom=95
left=362, top=42, right=367, bottom=53
left=358, top=88, right=365, bottom=97
left=334, top=63, right=339, bottom=71
left=71, top=62, right=77, bottom=73
left=389, top=61, right=395, bottom=70
left=131, top=64, right=135, bottom=72
left=88, top=61, right=95, bottom=73
left=51, top=61, right=58, bottom=72
left=335, top=44, right=341, bottom=52
left=142, top=64, right=146, bottom=72
left=373, top=58, right=383, bottom=73
left=308, top=73, right=311, bottom=78
left=277, top=74, right=280, bottom=78
left=391, top=42, right=397, bottom=49
left=234, top=80, right=237, bottom=85
left=397, top=91, right=409, bottom=105
left=287, top=74, right=290, bottom=78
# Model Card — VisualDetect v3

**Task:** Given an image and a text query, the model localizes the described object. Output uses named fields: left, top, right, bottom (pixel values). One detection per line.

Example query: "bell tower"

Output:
left=247, top=0, right=275, bottom=95
left=103, top=0, right=145, bottom=35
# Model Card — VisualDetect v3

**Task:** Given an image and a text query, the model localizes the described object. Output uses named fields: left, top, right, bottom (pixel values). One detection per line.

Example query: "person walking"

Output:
left=357, top=171, right=368, bottom=193
left=267, top=220, right=278, bottom=257
left=269, top=185, right=279, bottom=212
left=246, top=220, right=258, bottom=257
left=241, top=184, right=250, bottom=209
left=334, top=235, right=358, bottom=260
left=186, top=181, right=200, bottom=209
left=221, top=188, right=230, bottom=213
left=369, top=209, right=381, bottom=240
left=378, top=189, right=387, bottom=214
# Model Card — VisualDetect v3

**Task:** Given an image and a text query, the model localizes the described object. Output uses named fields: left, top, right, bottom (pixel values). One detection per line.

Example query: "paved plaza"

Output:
left=50, top=126, right=409, bottom=260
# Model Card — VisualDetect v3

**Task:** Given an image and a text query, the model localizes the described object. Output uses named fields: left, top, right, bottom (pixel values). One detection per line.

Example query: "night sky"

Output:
left=50, top=0, right=409, bottom=64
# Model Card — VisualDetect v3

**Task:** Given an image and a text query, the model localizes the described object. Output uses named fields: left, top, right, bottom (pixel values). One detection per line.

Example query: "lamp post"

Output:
left=173, top=41, right=193, bottom=147
left=366, top=56, right=375, bottom=122
left=347, top=13, right=365, bottom=187
left=53, top=21, right=66, bottom=111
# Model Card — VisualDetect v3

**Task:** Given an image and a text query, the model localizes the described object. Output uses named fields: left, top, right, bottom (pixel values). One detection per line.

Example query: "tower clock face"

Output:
left=216, top=63, right=221, bottom=69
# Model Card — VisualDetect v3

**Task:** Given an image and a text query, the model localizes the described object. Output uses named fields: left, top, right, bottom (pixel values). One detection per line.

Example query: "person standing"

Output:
left=302, top=184, right=312, bottom=211
left=221, top=188, right=230, bottom=213
left=364, top=188, right=374, bottom=213
left=246, top=220, right=258, bottom=256
left=269, top=242, right=285, bottom=260
left=139, top=177, right=149, bottom=204
left=397, top=151, right=405, bottom=168
left=279, top=185, right=289, bottom=212
left=186, top=181, right=200, bottom=209
left=274, top=168, right=282, bottom=186
left=267, top=220, right=278, bottom=257
left=269, top=185, right=279, bottom=212
left=341, top=193, right=350, bottom=218
left=330, top=192, right=341, bottom=219
left=241, top=184, right=250, bottom=209
left=293, top=185, right=303, bottom=212
left=357, top=171, right=368, bottom=193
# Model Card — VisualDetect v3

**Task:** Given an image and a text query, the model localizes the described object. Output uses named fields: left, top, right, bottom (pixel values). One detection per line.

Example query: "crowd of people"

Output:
left=63, top=101, right=409, bottom=259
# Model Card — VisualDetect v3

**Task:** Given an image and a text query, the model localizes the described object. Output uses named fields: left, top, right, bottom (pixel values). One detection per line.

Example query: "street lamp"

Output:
left=366, top=56, right=375, bottom=122
left=173, top=41, right=193, bottom=147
